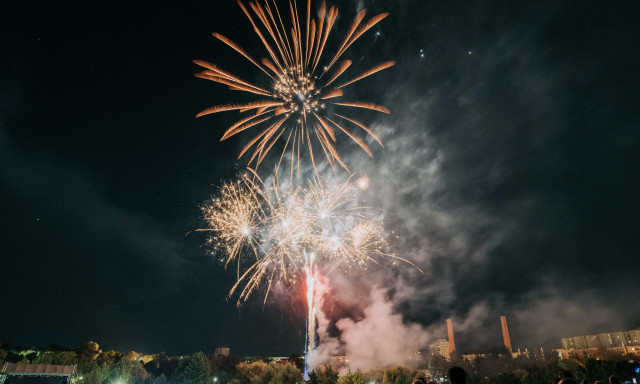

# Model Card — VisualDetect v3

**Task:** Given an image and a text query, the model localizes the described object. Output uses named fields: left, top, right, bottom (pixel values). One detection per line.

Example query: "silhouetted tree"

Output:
left=487, top=372, right=522, bottom=384
left=174, top=352, right=211, bottom=384
left=35, top=351, right=78, bottom=365
left=145, top=352, right=180, bottom=380
left=317, top=366, right=339, bottom=384
left=307, top=370, right=319, bottom=384
left=0, top=348, right=8, bottom=364
left=210, top=354, right=242, bottom=375
left=521, top=373, right=546, bottom=384
left=307, top=366, right=339, bottom=384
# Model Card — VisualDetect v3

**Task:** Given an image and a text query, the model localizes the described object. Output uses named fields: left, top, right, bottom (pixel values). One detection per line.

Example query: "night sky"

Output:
left=1, top=0, right=639, bottom=358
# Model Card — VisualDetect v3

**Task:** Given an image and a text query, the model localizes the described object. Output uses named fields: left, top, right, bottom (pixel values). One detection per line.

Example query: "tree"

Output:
left=35, top=351, right=78, bottom=366
left=36, top=352, right=56, bottom=365
left=174, top=352, right=211, bottom=384
left=233, top=361, right=268, bottom=384
left=144, top=352, right=179, bottom=380
left=521, top=373, right=546, bottom=384
left=23, top=351, right=38, bottom=362
left=337, top=371, right=364, bottom=384
left=210, top=354, right=242, bottom=375
left=84, top=369, right=104, bottom=384
left=307, top=370, right=319, bottom=384
left=77, top=342, right=103, bottom=376
left=265, top=363, right=302, bottom=384
left=0, top=348, right=8, bottom=364
left=233, top=361, right=301, bottom=384
left=77, top=342, right=102, bottom=361
left=128, top=360, right=149, bottom=384
left=100, top=358, right=148, bottom=384
left=211, top=371, right=235, bottom=384
left=382, top=367, right=415, bottom=384
left=426, top=355, right=449, bottom=377
left=98, top=350, right=124, bottom=367
left=125, top=351, right=143, bottom=361
left=487, top=372, right=522, bottom=384
left=317, top=366, right=339, bottom=384
left=153, top=374, right=168, bottom=384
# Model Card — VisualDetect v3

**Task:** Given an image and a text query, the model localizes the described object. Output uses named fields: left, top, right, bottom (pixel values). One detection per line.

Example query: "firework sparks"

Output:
left=194, top=0, right=394, bottom=175
left=199, top=170, right=418, bottom=305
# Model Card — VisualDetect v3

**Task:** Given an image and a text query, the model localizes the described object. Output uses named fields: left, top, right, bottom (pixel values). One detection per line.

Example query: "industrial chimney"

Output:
left=500, top=316, right=512, bottom=354
left=447, top=318, right=456, bottom=354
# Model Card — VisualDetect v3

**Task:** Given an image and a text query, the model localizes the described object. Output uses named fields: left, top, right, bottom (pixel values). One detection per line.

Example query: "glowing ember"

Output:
left=356, top=175, right=370, bottom=190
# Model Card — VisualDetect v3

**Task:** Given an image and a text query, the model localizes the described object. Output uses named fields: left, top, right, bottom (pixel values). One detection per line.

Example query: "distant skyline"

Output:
left=5, top=321, right=640, bottom=356
left=1, top=0, right=639, bottom=358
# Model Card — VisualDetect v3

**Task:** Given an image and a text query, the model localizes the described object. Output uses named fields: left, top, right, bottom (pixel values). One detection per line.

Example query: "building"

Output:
left=447, top=319, right=456, bottom=355
left=267, top=357, right=289, bottom=363
left=429, top=339, right=451, bottom=360
left=214, top=347, right=230, bottom=357
left=561, top=329, right=640, bottom=350
left=327, top=356, right=350, bottom=370
left=500, top=316, right=513, bottom=354
left=556, top=329, right=640, bottom=359
left=554, top=347, right=599, bottom=360
left=0, top=364, right=77, bottom=384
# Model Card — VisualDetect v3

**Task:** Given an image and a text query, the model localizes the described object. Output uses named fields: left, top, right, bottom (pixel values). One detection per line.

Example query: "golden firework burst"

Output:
left=199, top=170, right=420, bottom=305
left=194, top=0, right=393, bottom=175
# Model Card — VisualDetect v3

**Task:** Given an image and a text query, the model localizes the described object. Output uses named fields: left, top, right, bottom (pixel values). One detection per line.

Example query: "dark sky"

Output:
left=1, top=0, right=639, bottom=358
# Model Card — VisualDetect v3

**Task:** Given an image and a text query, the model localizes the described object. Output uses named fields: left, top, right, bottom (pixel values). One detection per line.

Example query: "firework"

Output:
left=199, top=170, right=418, bottom=304
left=194, top=0, right=394, bottom=174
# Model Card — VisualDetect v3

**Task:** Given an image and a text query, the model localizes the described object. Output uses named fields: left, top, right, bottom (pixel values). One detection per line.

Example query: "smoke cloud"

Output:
left=272, top=0, right=640, bottom=365
left=308, top=282, right=432, bottom=373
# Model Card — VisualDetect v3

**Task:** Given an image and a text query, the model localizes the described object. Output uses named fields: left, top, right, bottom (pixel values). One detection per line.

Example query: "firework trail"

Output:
left=304, top=252, right=317, bottom=378
left=194, top=0, right=394, bottom=175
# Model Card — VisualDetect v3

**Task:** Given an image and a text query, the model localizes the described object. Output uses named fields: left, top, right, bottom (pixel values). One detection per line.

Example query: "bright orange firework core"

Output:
left=275, top=68, right=321, bottom=116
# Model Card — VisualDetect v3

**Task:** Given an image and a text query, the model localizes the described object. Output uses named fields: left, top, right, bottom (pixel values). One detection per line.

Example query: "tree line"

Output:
left=1, top=342, right=638, bottom=384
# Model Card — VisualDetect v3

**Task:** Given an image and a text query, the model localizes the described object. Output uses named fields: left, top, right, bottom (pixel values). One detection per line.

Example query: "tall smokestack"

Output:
left=500, top=316, right=512, bottom=354
left=447, top=319, right=456, bottom=354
